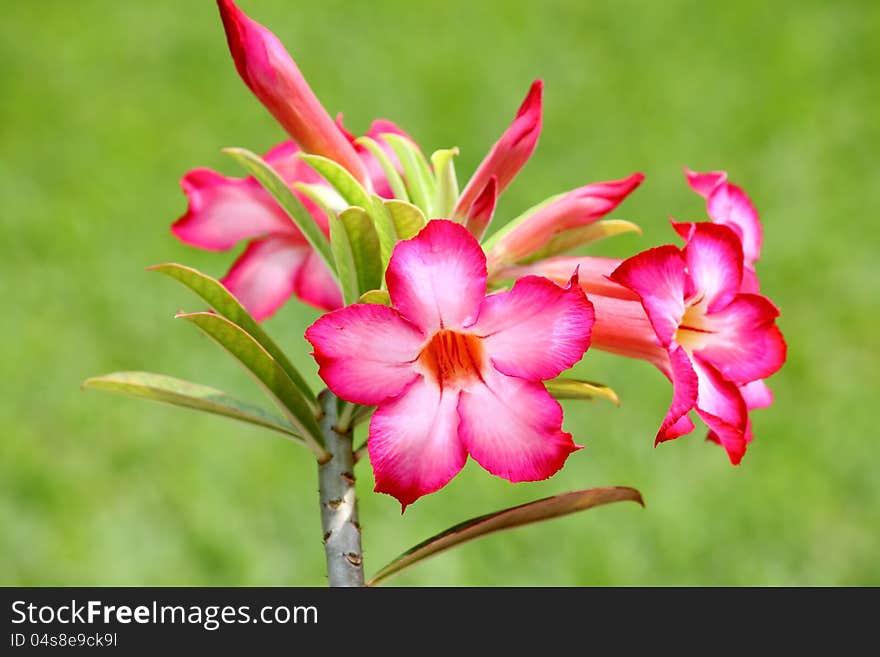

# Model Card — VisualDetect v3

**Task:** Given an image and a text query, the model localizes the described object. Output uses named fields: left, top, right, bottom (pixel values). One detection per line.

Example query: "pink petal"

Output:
left=684, top=168, right=727, bottom=197
left=698, top=294, right=785, bottom=383
left=221, top=236, right=308, bottom=320
left=706, top=181, right=762, bottom=266
left=656, top=345, right=699, bottom=444
left=590, top=295, right=671, bottom=373
left=454, top=80, right=543, bottom=217
left=691, top=356, right=749, bottom=464
left=305, top=303, right=425, bottom=405
left=487, top=173, right=643, bottom=267
left=610, top=245, right=686, bottom=347
left=386, top=220, right=487, bottom=333
left=457, top=367, right=580, bottom=482
left=368, top=378, right=466, bottom=509
left=173, top=169, right=297, bottom=251
left=740, top=379, right=773, bottom=410
left=472, top=273, right=593, bottom=381
left=293, top=250, right=344, bottom=311
left=495, top=256, right=638, bottom=301
left=683, top=223, right=744, bottom=312
left=216, top=0, right=368, bottom=183
left=463, top=175, right=498, bottom=240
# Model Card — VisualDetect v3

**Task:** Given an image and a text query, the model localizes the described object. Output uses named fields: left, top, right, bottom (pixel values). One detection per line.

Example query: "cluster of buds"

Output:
left=173, top=0, right=786, bottom=508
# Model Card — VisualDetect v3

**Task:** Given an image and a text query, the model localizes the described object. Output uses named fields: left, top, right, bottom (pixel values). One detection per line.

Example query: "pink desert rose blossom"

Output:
left=306, top=220, right=594, bottom=508
left=173, top=120, right=411, bottom=320
left=610, top=222, right=786, bottom=464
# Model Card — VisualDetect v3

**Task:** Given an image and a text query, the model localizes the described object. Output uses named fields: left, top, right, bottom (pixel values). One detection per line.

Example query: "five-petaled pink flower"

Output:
left=306, top=220, right=594, bottom=508
left=609, top=222, right=786, bottom=464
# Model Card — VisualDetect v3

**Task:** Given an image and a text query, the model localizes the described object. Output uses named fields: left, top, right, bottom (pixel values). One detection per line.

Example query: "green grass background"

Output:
left=2, top=0, right=878, bottom=586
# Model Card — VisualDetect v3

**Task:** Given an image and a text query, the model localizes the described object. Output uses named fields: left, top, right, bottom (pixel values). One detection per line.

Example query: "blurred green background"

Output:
left=2, top=0, right=878, bottom=586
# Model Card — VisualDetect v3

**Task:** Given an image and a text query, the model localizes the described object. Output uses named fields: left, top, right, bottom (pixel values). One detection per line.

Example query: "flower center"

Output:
left=419, top=330, right=484, bottom=387
left=675, top=301, right=714, bottom=351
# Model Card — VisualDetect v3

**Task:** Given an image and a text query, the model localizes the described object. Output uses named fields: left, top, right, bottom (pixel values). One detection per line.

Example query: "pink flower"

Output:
left=173, top=141, right=341, bottom=319
left=609, top=223, right=786, bottom=464
left=684, top=168, right=762, bottom=292
left=454, top=81, right=543, bottom=225
left=173, top=122, right=410, bottom=320
left=485, top=174, right=644, bottom=272
left=306, top=220, right=594, bottom=508
left=217, top=0, right=368, bottom=184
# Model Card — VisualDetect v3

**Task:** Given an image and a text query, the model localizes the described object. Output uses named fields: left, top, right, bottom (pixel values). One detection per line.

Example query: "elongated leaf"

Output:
left=148, top=263, right=317, bottom=411
left=369, top=196, right=399, bottom=273
left=369, top=487, right=644, bottom=585
left=383, top=199, right=427, bottom=240
left=292, top=182, right=347, bottom=215
left=545, top=378, right=620, bottom=406
left=359, top=289, right=392, bottom=306
left=176, top=312, right=325, bottom=452
left=382, top=133, right=435, bottom=214
left=299, top=153, right=372, bottom=209
left=481, top=192, right=565, bottom=249
left=330, top=207, right=383, bottom=305
left=520, top=220, right=643, bottom=263
left=83, top=371, right=304, bottom=443
left=355, top=136, right=409, bottom=201
left=429, top=148, right=459, bottom=218
left=222, top=148, right=335, bottom=275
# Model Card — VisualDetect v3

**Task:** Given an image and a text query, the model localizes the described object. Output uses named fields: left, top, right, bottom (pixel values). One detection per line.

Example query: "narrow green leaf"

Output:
left=292, top=182, right=347, bottom=216
left=481, top=192, right=565, bottom=249
left=383, top=199, right=427, bottom=240
left=355, top=136, right=409, bottom=201
left=148, top=263, right=317, bottom=411
left=299, top=153, right=372, bottom=209
left=369, top=196, right=399, bottom=273
left=83, top=371, right=304, bottom=444
left=359, top=289, right=391, bottom=306
left=520, top=220, right=643, bottom=263
left=330, top=207, right=383, bottom=305
left=381, top=133, right=435, bottom=214
left=545, top=378, right=620, bottom=406
left=429, top=147, right=460, bottom=218
left=176, top=312, right=325, bottom=454
left=369, top=487, right=644, bottom=586
left=222, top=147, right=335, bottom=276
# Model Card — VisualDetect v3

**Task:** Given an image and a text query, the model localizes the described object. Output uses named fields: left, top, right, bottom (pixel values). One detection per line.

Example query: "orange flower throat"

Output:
left=419, top=330, right=484, bottom=387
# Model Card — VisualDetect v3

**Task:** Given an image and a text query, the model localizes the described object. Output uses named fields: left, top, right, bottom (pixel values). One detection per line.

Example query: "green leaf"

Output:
left=330, top=207, right=383, bottom=305
left=383, top=199, right=427, bottom=240
left=369, top=487, right=644, bottom=586
left=381, top=133, right=435, bottom=215
left=355, top=136, right=409, bottom=201
left=176, top=312, right=326, bottom=455
left=298, top=153, right=372, bottom=209
left=429, top=147, right=460, bottom=218
left=545, top=378, right=620, bottom=406
left=83, top=371, right=304, bottom=444
left=359, top=289, right=391, bottom=306
left=519, top=220, right=643, bottom=263
left=291, top=182, right=347, bottom=215
left=481, top=192, right=565, bottom=249
left=222, top=148, right=335, bottom=276
left=148, top=263, right=317, bottom=412
left=369, top=196, right=399, bottom=273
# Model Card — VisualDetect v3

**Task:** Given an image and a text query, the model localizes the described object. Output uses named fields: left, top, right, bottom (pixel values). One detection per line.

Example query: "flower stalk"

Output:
left=317, top=390, right=365, bottom=587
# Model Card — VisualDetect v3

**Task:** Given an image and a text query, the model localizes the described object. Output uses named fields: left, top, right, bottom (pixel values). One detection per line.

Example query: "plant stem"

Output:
left=317, top=390, right=365, bottom=587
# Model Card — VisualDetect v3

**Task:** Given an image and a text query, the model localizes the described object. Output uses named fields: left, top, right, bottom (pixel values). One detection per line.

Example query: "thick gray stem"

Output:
left=317, top=390, right=365, bottom=587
